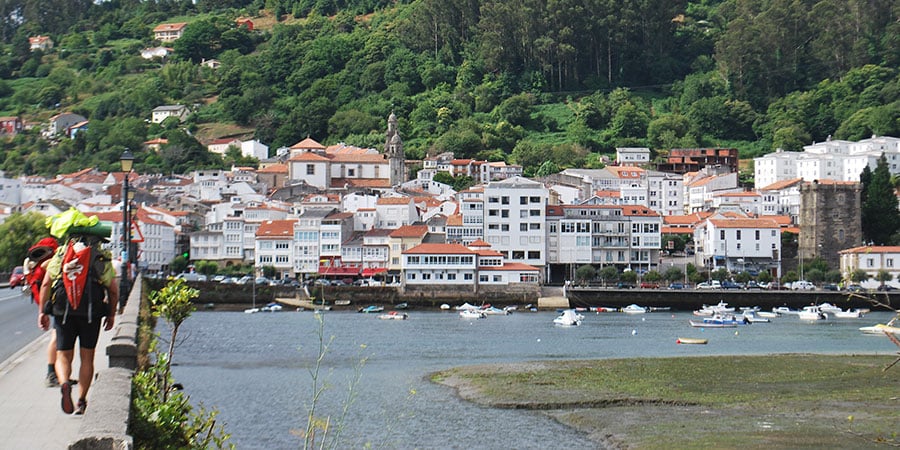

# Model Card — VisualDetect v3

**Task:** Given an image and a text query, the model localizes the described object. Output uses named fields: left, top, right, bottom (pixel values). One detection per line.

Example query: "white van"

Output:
left=791, top=280, right=815, bottom=290
left=175, top=272, right=207, bottom=282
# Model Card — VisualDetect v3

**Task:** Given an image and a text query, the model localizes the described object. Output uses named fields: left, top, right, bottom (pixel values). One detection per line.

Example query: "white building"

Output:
left=616, top=147, right=651, bottom=166
left=241, top=140, right=269, bottom=160
left=402, top=243, right=477, bottom=286
left=483, top=176, right=548, bottom=274
left=255, top=219, right=297, bottom=280
left=375, top=197, right=418, bottom=229
left=694, top=216, right=782, bottom=277
left=151, top=105, right=189, bottom=124
left=839, top=245, right=900, bottom=289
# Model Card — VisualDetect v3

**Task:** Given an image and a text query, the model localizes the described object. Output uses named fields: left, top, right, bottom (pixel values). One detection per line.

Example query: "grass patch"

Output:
left=434, top=355, right=900, bottom=448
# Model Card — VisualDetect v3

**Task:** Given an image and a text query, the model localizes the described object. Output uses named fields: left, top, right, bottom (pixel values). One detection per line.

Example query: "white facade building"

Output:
left=694, top=216, right=782, bottom=277
left=482, top=177, right=548, bottom=272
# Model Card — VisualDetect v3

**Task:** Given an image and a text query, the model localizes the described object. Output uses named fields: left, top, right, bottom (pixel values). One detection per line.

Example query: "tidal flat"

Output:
left=433, top=354, right=900, bottom=449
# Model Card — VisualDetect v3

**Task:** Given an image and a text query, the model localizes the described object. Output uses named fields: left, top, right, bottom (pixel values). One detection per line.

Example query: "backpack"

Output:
left=42, top=236, right=111, bottom=323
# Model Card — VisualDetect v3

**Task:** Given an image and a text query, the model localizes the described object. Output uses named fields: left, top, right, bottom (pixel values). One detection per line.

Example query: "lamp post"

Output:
left=119, top=150, right=134, bottom=310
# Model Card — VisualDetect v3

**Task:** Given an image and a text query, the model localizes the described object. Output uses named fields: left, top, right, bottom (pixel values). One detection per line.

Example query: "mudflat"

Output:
left=432, top=354, right=900, bottom=449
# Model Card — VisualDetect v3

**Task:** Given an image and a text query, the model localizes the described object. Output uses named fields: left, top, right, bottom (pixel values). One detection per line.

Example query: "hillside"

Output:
left=0, top=0, right=897, bottom=177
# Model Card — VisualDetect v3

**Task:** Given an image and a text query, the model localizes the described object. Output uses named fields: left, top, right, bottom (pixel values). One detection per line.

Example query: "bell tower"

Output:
left=385, top=112, right=405, bottom=186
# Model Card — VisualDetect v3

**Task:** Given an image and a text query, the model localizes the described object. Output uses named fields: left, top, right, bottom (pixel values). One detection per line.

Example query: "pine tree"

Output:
left=861, top=156, right=900, bottom=245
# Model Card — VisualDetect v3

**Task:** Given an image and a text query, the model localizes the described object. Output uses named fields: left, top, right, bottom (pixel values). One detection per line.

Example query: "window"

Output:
left=306, top=164, right=315, bottom=175
left=529, top=223, right=541, bottom=230
left=501, top=224, right=509, bottom=231
left=493, top=275, right=502, bottom=282
left=530, top=209, right=541, bottom=216
left=501, top=196, right=509, bottom=204
left=720, top=230, right=725, bottom=240
left=520, top=196, right=528, bottom=205
left=755, top=230, right=760, bottom=240
left=501, top=210, right=509, bottom=218
left=736, top=230, right=741, bottom=240
left=530, top=196, right=541, bottom=203
left=407, top=272, right=416, bottom=280
left=888, top=259, right=894, bottom=268
left=867, top=258, right=874, bottom=267
left=464, top=273, right=473, bottom=280
left=447, top=273, right=456, bottom=280
left=423, top=273, right=431, bottom=280
left=520, top=223, right=528, bottom=231
left=479, top=275, right=488, bottom=282
left=512, top=251, right=525, bottom=260
left=528, top=251, right=541, bottom=259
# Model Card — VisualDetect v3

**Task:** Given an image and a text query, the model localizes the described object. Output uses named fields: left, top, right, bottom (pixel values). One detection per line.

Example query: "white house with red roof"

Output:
left=256, top=219, right=297, bottom=280
left=29, top=35, right=53, bottom=51
left=694, top=215, right=782, bottom=277
left=685, top=171, right=741, bottom=213
left=839, top=246, right=900, bottom=289
left=375, top=196, right=418, bottom=229
left=757, top=178, right=803, bottom=219
left=153, top=22, right=188, bottom=42
left=710, top=191, right=762, bottom=215
left=401, top=242, right=540, bottom=287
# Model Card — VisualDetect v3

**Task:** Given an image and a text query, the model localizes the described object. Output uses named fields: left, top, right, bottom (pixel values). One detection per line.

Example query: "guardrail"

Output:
left=68, top=275, right=141, bottom=450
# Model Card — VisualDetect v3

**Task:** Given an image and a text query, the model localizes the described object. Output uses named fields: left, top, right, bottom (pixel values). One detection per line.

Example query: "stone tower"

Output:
left=799, top=180, right=862, bottom=272
left=385, top=112, right=405, bottom=186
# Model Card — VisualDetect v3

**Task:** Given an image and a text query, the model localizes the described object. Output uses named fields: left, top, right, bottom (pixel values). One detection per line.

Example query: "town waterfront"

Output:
left=169, top=309, right=899, bottom=449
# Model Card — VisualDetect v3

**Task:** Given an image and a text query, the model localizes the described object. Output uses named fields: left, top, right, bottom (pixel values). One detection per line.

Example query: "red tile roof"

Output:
left=290, top=137, right=325, bottom=150
left=390, top=225, right=428, bottom=238
left=403, top=243, right=474, bottom=255
left=256, top=219, right=296, bottom=238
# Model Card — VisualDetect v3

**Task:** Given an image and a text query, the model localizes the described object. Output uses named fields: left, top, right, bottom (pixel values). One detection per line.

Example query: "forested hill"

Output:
left=0, top=0, right=897, bottom=178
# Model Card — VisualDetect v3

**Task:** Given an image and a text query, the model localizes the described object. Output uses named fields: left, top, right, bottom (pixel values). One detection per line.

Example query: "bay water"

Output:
left=168, top=309, right=899, bottom=449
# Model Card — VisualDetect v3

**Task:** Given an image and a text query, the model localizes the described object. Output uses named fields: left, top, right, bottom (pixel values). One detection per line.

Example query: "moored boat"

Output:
left=798, top=305, right=827, bottom=321
left=459, top=309, right=486, bottom=319
left=553, top=309, right=584, bottom=326
left=689, top=319, right=737, bottom=328
left=378, top=311, right=409, bottom=320
left=621, top=304, right=648, bottom=314
left=833, top=308, right=865, bottom=319
left=482, top=306, right=510, bottom=315
left=859, top=317, right=900, bottom=335
left=676, top=337, right=708, bottom=344
left=358, top=305, right=385, bottom=313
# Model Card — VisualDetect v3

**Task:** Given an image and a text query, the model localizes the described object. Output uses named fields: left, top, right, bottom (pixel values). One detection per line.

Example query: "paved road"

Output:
left=0, top=286, right=43, bottom=363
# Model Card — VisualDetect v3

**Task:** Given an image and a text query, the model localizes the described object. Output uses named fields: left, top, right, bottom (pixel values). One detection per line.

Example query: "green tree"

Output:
left=875, top=269, right=893, bottom=287
left=574, top=264, right=596, bottom=285
left=849, top=269, right=869, bottom=283
left=0, top=212, right=51, bottom=270
left=861, top=156, right=900, bottom=245
left=598, top=266, right=619, bottom=286
left=195, top=260, right=218, bottom=276
left=663, top=266, right=684, bottom=283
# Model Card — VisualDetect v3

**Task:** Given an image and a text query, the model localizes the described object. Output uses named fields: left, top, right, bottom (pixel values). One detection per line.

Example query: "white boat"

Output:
left=459, top=309, right=486, bottom=319
left=482, top=306, right=510, bottom=315
left=740, top=311, right=769, bottom=323
left=440, top=304, right=451, bottom=310
left=455, top=302, right=479, bottom=311
left=798, top=305, right=827, bottom=321
left=833, top=309, right=865, bottom=319
left=260, top=302, right=283, bottom=312
left=694, top=301, right=735, bottom=316
left=859, top=322, right=900, bottom=335
left=378, top=311, right=409, bottom=320
left=818, top=303, right=842, bottom=314
left=757, top=311, right=779, bottom=319
left=553, top=309, right=584, bottom=326
left=243, top=307, right=259, bottom=314
left=621, top=304, right=648, bottom=314
left=773, top=306, right=799, bottom=315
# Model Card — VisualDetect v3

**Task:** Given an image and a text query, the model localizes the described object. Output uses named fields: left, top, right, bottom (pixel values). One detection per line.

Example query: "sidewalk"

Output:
left=0, top=321, right=114, bottom=449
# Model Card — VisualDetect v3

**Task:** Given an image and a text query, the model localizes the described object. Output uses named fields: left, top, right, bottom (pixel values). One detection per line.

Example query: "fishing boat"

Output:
left=676, top=337, right=708, bottom=344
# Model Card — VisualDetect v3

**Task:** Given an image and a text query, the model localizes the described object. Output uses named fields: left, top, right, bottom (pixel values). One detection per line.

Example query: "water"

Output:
left=168, top=310, right=899, bottom=449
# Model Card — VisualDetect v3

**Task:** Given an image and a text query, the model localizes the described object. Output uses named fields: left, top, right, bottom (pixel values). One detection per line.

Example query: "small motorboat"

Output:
left=378, top=311, right=409, bottom=320
left=818, top=303, right=842, bottom=314
left=455, top=302, right=479, bottom=311
left=553, top=309, right=584, bottom=326
left=440, top=304, right=451, bottom=310
left=676, top=337, right=708, bottom=344
left=482, top=306, right=510, bottom=315
left=243, top=307, right=260, bottom=314
left=756, top=311, right=779, bottom=319
left=740, top=311, right=769, bottom=323
left=773, top=306, right=799, bottom=315
left=798, top=305, right=827, bottom=321
left=859, top=317, right=900, bottom=335
left=358, top=305, right=384, bottom=313
left=395, top=302, right=409, bottom=310
left=833, top=308, right=864, bottom=319
left=621, top=304, right=648, bottom=314
left=260, top=302, right=283, bottom=312
left=459, top=309, right=486, bottom=319
left=689, top=318, right=737, bottom=328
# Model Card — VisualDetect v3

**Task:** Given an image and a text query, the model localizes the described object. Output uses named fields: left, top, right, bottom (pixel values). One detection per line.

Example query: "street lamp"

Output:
left=119, top=149, right=134, bottom=310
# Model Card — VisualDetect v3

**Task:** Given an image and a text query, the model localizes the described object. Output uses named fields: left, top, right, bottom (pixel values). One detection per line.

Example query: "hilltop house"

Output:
left=151, top=105, right=189, bottom=124
left=153, top=23, right=187, bottom=42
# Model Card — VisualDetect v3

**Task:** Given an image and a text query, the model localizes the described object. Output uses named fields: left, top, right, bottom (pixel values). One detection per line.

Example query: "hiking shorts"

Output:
left=54, top=316, right=103, bottom=351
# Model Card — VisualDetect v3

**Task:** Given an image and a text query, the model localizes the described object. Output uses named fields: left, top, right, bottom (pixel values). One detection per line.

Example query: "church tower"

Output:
left=385, top=112, right=406, bottom=186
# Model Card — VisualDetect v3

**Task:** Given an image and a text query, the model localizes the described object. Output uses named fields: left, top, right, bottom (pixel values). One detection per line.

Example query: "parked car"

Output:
left=313, top=279, right=331, bottom=286
left=876, top=284, right=895, bottom=291
left=791, top=280, right=816, bottom=290
left=8, top=266, right=25, bottom=288
left=211, top=275, right=226, bottom=283
left=615, top=282, right=635, bottom=289
left=234, top=275, right=253, bottom=285
left=175, top=272, right=206, bottom=282
left=822, top=283, right=839, bottom=291
left=845, top=284, right=864, bottom=292
left=721, top=281, right=742, bottom=289
left=745, top=281, right=760, bottom=289
left=696, top=280, right=722, bottom=289
left=668, top=282, right=685, bottom=290
left=639, top=281, right=660, bottom=289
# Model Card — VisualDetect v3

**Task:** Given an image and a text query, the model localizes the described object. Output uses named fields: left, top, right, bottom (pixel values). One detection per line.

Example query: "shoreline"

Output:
left=431, top=353, right=900, bottom=449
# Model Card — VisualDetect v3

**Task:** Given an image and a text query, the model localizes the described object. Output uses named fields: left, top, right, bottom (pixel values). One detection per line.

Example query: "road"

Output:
left=0, top=286, right=43, bottom=363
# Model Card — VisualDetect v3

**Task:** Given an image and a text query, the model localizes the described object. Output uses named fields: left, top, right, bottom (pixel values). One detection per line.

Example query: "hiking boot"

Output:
left=75, top=399, right=87, bottom=415
left=60, top=381, right=74, bottom=414
left=45, top=372, right=59, bottom=388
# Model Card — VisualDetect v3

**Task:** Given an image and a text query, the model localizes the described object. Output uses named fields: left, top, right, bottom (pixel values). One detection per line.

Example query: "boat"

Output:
left=676, top=337, right=708, bottom=344
left=482, top=306, right=510, bottom=315
left=459, top=309, right=486, bottom=319
left=503, top=305, right=518, bottom=313
left=833, top=308, right=865, bottom=319
left=689, top=319, right=737, bottom=328
left=378, top=311, right=409, bottom=320
left=440, top=304, right=451, bottom=310
left=818, top=303, right=842, bottom=314
left=798, top=305, right=827, bottom=321
left=243, top=307, right=259, bottom=314
left=756, top=311, right=779, bottom=319
left=859, top=317, right=900, bottom=335
left=334, top=300, right=351, bottom=306
left=455, top=302, right=479, bottom=311
left=694, top=301, right=735, bottom=316
left=553, top=309, right=584, bottom=326
left=358, top=305, right=384, bottom=313
left=395, top=302, right=409, bottom=310
left=701, top=313, right=749, bottom=326
left=740, top=311, right=769, bottom=323
left=260, top=302, right=283, bottom=312
left=773, top=306, right=799, bottom=315
left=591, top=306, right=618, bottom=313
left=621, top=304, right=648, bottom=314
